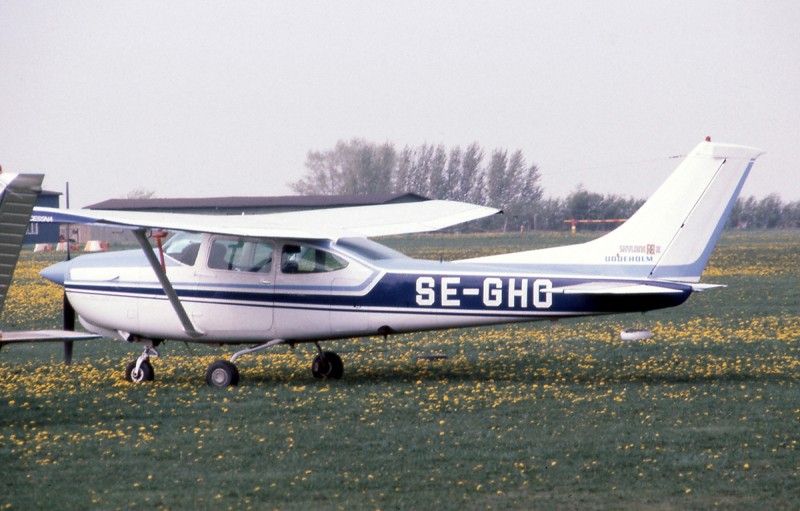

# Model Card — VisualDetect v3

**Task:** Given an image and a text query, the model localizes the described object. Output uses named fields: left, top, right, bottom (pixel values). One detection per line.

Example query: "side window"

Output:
left=208, top=238, right=274, bottom=272
left=250, top=242, right=274, bottom=272
left=281, top=244, right=348, bottom=274
left=208, top=239, right=237, bottom=270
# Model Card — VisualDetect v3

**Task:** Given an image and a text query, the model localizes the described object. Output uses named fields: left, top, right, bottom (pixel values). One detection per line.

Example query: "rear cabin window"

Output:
left=208, top=238, right=275, bottom=273
left=280, top=244, right=348, bottom=274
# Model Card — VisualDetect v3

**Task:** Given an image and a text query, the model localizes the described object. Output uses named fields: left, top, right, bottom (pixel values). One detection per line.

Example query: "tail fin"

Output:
left=635, top=141, right=764, bottom=280
left=464, top=140, right=764, bottom=282
left=0, top=173, right=44, bottom=314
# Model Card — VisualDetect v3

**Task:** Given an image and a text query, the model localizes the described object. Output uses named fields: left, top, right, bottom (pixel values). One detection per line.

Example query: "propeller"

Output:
left=63, top=290, right=75, bottom=365
left=62, top=182, right=75, bottom=366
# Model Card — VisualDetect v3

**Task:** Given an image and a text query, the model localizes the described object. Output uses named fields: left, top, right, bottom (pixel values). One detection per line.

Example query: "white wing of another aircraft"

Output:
left=34, top=199, right=501, bottom=240
left=0, top=172, right=100, bottom=363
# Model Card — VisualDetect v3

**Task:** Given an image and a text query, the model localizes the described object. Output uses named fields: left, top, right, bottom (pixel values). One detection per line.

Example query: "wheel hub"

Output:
left=211, top=367, right=230, bottom=386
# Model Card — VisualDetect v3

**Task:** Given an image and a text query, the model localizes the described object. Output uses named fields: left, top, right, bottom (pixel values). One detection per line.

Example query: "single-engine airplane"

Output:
left=18, top=139, right=763, bottom=387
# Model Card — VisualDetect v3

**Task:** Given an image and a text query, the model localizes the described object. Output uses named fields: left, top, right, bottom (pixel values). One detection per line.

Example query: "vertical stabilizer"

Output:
left=644, top=142, right=763, bottom=280
left=0, top=173, right=44, bottom=315
left=462, top=140, right=764, bottom=282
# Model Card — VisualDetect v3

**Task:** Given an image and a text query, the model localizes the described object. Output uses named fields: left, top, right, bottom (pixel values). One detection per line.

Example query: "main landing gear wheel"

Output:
left=125, top=359, right=155, bottom=382
left=206, top=360, right=240, bottom=388
left=311, top=350, right=344, bottom=380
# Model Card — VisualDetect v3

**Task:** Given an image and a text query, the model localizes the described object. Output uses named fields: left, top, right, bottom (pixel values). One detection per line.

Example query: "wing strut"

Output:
left=133, top=229, right=204, bottom=339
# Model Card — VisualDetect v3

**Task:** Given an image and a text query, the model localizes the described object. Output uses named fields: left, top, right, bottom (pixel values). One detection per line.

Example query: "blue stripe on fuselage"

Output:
left=64, top=270, right=692, bottom=318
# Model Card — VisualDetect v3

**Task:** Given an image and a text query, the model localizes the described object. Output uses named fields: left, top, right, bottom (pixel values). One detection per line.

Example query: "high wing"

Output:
left=34, top=199, right=500, bottom=239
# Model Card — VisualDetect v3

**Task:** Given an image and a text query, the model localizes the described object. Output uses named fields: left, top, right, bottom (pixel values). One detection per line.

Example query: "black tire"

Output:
left=311, top=351, right=344, bottom=380
left=125, top=359, right=155, bottom=383
left=206, top=360, right=240, bottom=387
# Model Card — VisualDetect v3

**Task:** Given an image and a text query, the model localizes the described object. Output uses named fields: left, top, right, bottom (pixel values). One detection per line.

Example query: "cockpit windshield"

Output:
left=335, top=238, right=409, bottom=261
left=163, top=232, right=203, bottom=266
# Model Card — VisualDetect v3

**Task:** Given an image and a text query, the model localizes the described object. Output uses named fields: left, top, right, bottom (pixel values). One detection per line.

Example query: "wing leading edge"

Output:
left=34, top=200, right=501, bottom=239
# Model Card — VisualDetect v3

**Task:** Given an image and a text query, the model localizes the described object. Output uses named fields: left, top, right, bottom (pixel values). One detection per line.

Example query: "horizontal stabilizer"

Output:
left=549, top=282, right=686, bottom=295
left=689, top=283, right=726, bottom=291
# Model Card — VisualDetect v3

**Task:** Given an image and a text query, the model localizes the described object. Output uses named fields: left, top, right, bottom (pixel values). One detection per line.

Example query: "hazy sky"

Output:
left=2, top=1, right=798, bottom=208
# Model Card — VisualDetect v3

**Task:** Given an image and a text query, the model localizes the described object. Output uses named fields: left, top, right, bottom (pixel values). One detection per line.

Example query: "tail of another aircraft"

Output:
left=463, top=140, right=764, bottom=282
left=0, top=172, right=44, bottom=314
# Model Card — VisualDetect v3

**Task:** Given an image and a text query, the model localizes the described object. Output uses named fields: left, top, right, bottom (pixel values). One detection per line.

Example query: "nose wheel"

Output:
left=125, top=346, right=158, bottom=383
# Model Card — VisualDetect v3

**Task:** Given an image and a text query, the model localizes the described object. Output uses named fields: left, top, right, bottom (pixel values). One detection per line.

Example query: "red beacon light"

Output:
left=705, top=136, right=712, bottom=142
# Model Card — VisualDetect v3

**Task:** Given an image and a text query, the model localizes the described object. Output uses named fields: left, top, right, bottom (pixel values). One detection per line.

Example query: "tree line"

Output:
left=290, top=139, right=544, bottom=230
left=727, top=194, right=800, bottom=229
left=290, top=139, right=799, bottom=231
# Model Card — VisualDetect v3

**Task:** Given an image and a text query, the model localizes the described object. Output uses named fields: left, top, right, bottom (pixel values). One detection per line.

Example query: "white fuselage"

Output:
left=42, top=234, right=691, bottom=345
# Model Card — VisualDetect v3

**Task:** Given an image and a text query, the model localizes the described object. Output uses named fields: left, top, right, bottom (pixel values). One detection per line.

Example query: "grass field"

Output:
left=1, top=230, right=798, bottom=510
